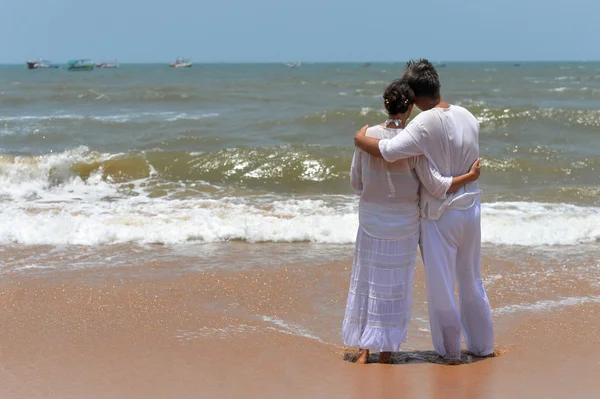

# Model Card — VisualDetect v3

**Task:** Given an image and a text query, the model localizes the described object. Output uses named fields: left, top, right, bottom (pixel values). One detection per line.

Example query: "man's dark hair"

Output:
left=402, top=59, right=440, bottom=98
left=383, top=78, right=414, bottom=115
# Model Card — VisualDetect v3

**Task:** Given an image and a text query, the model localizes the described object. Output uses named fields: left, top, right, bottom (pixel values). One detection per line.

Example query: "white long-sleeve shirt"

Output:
left=378, top=105, right=482, bottom=220
left=351, top=125, right=452, bottom=239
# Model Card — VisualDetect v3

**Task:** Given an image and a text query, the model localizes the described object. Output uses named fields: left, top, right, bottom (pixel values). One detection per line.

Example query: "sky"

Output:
left=1, top=0, right=598, bottom=63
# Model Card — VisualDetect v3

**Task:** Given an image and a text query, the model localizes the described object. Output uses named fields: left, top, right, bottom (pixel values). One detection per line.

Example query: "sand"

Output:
left=0, top=245, right=598, bottom=398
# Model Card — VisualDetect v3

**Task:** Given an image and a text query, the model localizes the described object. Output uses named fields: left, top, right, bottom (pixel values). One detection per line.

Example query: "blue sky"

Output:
left=1, top=0, right=598, bottom=63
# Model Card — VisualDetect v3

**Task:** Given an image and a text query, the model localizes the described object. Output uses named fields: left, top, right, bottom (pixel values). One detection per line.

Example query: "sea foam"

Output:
left=493, top=295, right=600, bottom=315
left=0, top=111, right=219, bottom=124
left=0, top=195, right=598, bottom=247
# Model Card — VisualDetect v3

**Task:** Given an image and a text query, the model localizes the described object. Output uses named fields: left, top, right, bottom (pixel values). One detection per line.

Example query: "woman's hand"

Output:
left=469, top=158, right=481, bottom=180
left=445, top=158, right=481, bottom=194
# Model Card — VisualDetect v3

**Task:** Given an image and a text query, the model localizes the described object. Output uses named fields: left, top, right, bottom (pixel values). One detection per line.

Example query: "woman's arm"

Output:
left=413, top=157, right=480, bottom=199
left=350, top=149, right=363, bottom=195
left=447, top=159, right=480, bottom=193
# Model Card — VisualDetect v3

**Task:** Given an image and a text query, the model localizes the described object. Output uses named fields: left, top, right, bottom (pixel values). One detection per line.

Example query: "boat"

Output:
left=96, top=59, right=119, bottom=68
left=284, top=61, right=301, bottom=68
left=67, top=59, right=95, bottom=71
left=169, top=57, right=192, bottom=68
left=26, top=58, right=59, bottom=69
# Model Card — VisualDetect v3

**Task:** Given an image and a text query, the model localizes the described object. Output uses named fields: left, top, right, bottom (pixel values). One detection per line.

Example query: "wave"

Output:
left=456, top=102, right=600, bottom=128
left=0, top=85, right=215, bottom=106
left=294, top=107, right=386, bottom=125
left=0, top=111, right=219, bottom=125
left=493, top=295, right=600, bottom=315
left=0, top=196, right=359, bottom=245
left=480, top=155, right=600, bottom=175
left=481, top=201, right=600, bottom=246
left=0, top=146, right=354, bottom=192
left=4, top=104, right=600, bottom=133
left=1, top=146, right=598, bottom=206
left=1, top=148, right=599, bottom=247
left=4, top=146, right=597, bottom=189
left=0, top=175, right=598, bottom=246
left=283, top=101, right=600, bottom=130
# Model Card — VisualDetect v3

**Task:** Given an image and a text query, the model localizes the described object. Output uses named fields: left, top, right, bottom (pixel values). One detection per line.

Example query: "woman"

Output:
left=343, top=79, right=480, bottom=364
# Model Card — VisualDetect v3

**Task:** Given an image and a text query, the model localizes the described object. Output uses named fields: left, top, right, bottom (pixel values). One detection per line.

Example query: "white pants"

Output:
left=420, top=199, right=494, bottom=359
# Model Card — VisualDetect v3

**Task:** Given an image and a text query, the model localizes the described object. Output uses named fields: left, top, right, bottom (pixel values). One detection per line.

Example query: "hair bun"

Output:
left=383, top=79, right=414, bottom=115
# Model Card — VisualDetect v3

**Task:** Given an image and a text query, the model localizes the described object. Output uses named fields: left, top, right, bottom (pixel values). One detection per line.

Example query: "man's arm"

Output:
left=354, top=125, right=382, bottom=158
left=354, top=120, right=424, bottom=162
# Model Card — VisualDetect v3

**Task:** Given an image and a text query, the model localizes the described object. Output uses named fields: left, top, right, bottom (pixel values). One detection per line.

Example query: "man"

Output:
left=353, top=59, right=494, bottom=360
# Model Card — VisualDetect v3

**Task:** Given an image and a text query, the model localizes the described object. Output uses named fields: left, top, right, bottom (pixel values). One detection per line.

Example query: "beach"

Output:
left=1, top=243, right=598, bottom=398
left=1, top=62, right=599, bottom=397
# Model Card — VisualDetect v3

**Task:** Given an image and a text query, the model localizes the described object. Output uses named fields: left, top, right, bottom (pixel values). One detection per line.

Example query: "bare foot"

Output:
left=379, top=351, right=392, bottom=364
left=356, top=348, right=369, bottom=364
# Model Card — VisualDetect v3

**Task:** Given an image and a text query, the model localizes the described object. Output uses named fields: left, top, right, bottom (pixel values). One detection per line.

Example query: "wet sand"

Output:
left=0, top=244, right=598, bottom=398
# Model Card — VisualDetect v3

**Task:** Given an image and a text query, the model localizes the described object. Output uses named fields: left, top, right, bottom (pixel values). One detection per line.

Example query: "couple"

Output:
left=343, top=59, right=494, bottom=364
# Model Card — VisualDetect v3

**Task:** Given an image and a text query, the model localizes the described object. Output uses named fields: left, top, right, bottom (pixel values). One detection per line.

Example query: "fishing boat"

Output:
left=26, top=59, right=59, bottom=69
left=67, top=59, right=95, bottom=71
left=169, top=57, right=192, bottom=68
left=96, top=59, right=119, bottom=68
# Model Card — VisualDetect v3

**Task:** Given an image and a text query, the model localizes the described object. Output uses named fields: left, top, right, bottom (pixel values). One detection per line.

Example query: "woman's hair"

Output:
left=383, top=79, right=414, bottom=115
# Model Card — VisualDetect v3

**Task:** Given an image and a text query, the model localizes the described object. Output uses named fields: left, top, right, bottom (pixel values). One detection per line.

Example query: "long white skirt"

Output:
left=342, top=226, right=418, bottom=352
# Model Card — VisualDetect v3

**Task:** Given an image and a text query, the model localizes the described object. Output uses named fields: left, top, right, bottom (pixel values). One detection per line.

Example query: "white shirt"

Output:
left=378, top=105, right=481, bottom=220
left=351, top=125, right=452, bottom=239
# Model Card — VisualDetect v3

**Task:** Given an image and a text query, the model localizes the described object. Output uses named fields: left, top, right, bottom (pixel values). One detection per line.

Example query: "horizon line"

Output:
left=1, top=59, right=599, bottom=65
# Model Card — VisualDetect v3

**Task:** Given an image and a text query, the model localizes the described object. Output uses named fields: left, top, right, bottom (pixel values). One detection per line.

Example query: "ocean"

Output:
left=1, top=62, right=599, bottom=251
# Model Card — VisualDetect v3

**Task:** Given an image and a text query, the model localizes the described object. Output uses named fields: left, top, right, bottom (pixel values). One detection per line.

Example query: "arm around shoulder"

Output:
left=379, top=120, right=424, bottom=162
left=354, top=125, right=383, bottom=158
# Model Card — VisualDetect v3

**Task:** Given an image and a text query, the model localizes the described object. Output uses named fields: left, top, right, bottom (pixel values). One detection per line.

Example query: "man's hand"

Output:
left=469, top=158, right=481, bottom=180
left=354, top=124, right=384, bottom=157
left=355, top=124, right=368, bottom=139
left=356, top=125, right=368, bottom=136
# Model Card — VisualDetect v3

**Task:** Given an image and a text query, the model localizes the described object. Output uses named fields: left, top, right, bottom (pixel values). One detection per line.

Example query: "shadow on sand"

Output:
left=343, top=349, right=499, bottom=365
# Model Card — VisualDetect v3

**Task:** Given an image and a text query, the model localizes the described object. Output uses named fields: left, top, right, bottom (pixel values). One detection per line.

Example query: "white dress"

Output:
left=342, top=124, right=451, bottom=352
